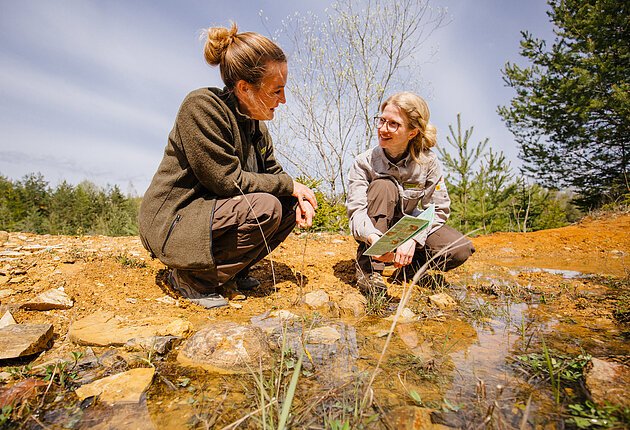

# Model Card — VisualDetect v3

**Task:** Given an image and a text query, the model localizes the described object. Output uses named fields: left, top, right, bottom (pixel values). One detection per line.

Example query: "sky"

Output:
left=0, top=0, right=554, bottom=195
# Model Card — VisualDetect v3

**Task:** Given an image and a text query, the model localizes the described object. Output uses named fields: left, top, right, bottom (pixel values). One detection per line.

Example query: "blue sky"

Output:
left=0, top=0, right=554, bottom=195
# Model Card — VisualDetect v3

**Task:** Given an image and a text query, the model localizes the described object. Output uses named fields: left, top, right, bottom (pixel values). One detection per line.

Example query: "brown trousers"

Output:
left=357, top=178, right=474, bottom=274
left=179, top=193, right=296, bottom=291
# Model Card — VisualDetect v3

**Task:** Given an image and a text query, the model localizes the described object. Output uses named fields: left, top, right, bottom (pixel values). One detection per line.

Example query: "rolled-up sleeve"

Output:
left=412, top=155, right=450, bottom=247
left=346, top=156, right=382, bottom=244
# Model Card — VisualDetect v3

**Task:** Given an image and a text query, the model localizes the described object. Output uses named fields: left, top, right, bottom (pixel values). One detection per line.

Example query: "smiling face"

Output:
left=378, top=104, right=419, bottom=160
left=235, top=61, right=287, bottom=120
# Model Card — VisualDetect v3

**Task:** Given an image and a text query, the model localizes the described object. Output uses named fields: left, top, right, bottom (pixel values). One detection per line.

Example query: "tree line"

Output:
left=0, top=174, right=140, bottom=236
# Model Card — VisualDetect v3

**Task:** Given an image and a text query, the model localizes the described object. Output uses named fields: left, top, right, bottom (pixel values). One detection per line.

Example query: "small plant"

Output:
left=568, top=401, right=629, bottom=429
left=115, top=253, right=147, bottom=268
left=0, top=406, right=13, bottom=427
left=364, top=289, right=392, bottom=316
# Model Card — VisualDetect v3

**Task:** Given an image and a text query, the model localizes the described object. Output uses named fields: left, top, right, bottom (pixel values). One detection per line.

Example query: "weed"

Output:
left=364, top=288, right=392, bottom=316
left=0, top=406, right=12, bottom=427
left=568, top=401, right=629, bottom=428
left=115, top=253, right=147, bottom=268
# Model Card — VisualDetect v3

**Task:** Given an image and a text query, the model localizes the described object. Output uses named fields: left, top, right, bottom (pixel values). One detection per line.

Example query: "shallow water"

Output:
left=15, top=268, right=630, bottom=429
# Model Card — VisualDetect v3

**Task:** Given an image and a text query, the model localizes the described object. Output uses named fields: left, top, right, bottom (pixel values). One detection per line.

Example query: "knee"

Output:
left=367, top=178, right=399, bottom=215
left=447, top=240, right=475, bottom=269
left=248, top=193, right=283, bottom=230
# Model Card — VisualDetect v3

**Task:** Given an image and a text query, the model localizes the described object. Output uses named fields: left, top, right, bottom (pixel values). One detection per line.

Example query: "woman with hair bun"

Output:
left=139, top=23, right=317, bottom=308
left=346, top=92, right=474, bottom=295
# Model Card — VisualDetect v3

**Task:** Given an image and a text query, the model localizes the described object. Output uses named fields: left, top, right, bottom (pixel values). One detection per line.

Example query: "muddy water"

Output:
left=32, top=260, right=630, bottom=429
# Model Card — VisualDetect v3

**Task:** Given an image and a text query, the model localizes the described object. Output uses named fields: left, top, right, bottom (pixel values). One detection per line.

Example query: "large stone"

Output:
left=269, top=321, right=359, bottom=380
left=0, top=311, right=16, bottom=328
left=177, top=322, right=271, bottom=373
left=303, top=289, right=330, bottom=308
left=428, top=293, right=457, bottom=310
left=22, top=288, right=74, bottom=310
left=584, top=357, right=630, bottom=408
left=68, top=311, right=192, bottom=347
left=338, top=293, right=367, bottom=317
left=75, top=367, right=155, bottom=404
left=0, top=324, right=53, bottom=360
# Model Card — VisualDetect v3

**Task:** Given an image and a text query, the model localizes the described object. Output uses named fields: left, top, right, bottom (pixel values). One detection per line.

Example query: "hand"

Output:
left=392, top=239, right=416, bottom=268
left=365, top=234, right=393, bottom=262
left=292, top=181, right=318, bottom=213
left=295, top=200, right=315, bottom=229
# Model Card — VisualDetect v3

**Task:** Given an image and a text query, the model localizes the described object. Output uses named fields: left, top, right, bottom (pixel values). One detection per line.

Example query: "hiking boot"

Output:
left=356, top=271, right=388, bottom=296
left=168, top=269, right=228, bottom=309
left=235, top=273, right=260, bottom=290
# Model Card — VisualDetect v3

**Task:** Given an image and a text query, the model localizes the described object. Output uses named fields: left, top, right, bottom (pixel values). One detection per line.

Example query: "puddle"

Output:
left=508, top=267, right=588, bottom=279
left=4, top=274, right=629, bottom=429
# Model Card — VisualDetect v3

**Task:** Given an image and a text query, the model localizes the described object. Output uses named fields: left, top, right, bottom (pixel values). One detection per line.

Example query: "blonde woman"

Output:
left=346, top=92, right=474, bottom=294
left=140, top=23, right=317, bottom=308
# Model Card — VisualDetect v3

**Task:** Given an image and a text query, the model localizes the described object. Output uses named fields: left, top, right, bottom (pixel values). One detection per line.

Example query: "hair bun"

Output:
left=204, top=22, right=239, bottom=66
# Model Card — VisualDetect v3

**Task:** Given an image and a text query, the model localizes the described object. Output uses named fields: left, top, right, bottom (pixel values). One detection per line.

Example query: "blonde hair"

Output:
left=381, top=92, right=437, bottom=163
left=203, top=22, right=286, bottom=89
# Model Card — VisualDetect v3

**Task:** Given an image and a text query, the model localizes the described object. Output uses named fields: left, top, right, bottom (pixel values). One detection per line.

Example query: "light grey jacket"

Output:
left=346, top=146, right=450, bottom=247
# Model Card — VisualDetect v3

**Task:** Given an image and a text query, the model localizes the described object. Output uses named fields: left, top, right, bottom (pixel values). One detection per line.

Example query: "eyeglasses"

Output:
left=373, top=116, right=401, bottom=132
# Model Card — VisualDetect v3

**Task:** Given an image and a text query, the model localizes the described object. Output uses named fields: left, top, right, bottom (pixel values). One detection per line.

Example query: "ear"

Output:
left=234, top=80, right=250, bottom=97
left=408, top=128, right=420, bottom=141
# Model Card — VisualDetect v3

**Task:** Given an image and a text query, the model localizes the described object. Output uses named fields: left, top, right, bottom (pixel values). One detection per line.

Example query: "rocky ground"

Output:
left=0, top=213, right=628, bottom=429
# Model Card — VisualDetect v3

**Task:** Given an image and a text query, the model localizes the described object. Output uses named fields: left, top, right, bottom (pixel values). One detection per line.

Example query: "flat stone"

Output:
left=177, top=321, right=271, bottom=374
left=0, top=231, right=8, bottom=245
left=250, top=310, right=300, bottom=334
left=0, top=289, right=14, bottom=300
left=0, top=378, right=48, bottom=408
left=0, top=310, right=16, bottom=328
left=428, top=293, right=457, bottom=310
left=269, top=322, right=359, bottom=380
left=585, top=357, right=630, bottom=408
left=0, top=323, right=53, bottom=360
left=22, top=288, right=74, bottom=310
left=75, top=367, right=155, bottom=404
left=69, top=311, right=192, bottom=347
left=385, top=307, right=416, bottom=323
left=125, top=336, right=182, bottom=355
left=303, top=289, right=330, bottom=308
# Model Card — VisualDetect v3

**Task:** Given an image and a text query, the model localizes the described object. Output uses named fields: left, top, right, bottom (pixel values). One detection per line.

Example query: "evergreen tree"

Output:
left=498, top=0, right=630, bottom=208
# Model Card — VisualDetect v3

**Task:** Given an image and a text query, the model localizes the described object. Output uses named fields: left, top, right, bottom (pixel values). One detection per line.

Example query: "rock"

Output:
left=125, top=336, right=182, bottom=355
left=585, top=357, right=630, bottom=408
left=0, top=324, right=54, bottom=360
left=0, top=372, right=11, bottom=382
left=22, top=288, right=74, bottom=310
left=269, top=322, right=359, bottom=380
left=74, top=367, right=155, bottom=404
left=250, top=310, right=300, bottom=334
left=68, top=311, right=192, bottom=347
left=0, top=289, right=14, bottom=300
left=0, top=378, right=48, bottom=409
left=155, top=295, right=177, bottom=305
left=390, top=406, right=453, bottom=429
left=0, top=231, right=8, bottom=245
left=177, top=322, right=271, bottom=373
left=338, top=293, right=367, bottom=317
left=0, top=310, right=16, bottom=328
left=385, top=307, right=416, bottom=323
left=428, top=293, right=457, bottom=310
left=303, top=289, right=330, bottom=308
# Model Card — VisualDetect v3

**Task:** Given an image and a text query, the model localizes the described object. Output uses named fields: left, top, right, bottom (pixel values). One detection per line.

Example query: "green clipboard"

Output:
left=363, top=204, right=435, bottom=256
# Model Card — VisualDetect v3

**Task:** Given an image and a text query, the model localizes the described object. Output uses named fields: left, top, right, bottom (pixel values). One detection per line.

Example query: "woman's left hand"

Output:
left=393, top=238, right=416, bottom=268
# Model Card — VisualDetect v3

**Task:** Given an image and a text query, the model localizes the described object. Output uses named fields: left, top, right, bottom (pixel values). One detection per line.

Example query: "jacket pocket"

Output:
left=402, top=189, right=424, bottom=214
left=161, top=214, right=181, bottom=255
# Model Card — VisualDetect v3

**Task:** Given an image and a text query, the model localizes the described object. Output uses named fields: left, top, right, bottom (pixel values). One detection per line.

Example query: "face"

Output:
left=237, top=61, right=288, bottom=121
left=377, top=104, right=419, bottom=158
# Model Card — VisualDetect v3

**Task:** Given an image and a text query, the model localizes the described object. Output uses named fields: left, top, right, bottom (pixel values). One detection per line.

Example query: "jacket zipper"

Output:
left=161, top=214, right=181, bottom=254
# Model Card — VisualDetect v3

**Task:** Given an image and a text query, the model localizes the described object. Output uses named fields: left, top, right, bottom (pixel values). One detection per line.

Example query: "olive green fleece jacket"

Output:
left=138, top=87, right=294, bottom=271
